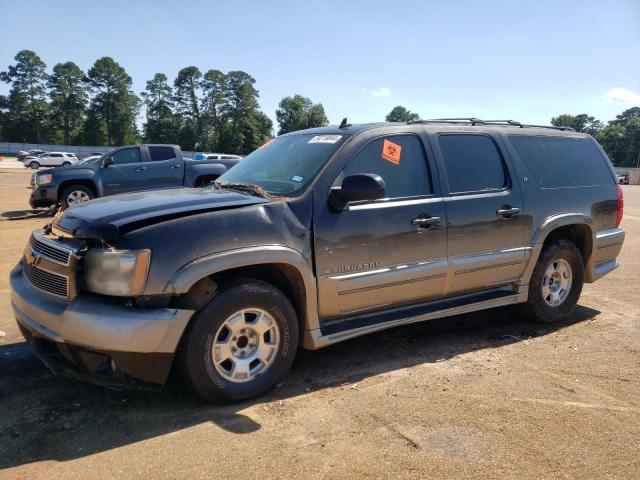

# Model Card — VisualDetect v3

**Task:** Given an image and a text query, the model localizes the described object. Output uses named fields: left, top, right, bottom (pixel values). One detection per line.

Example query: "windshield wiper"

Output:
left=213, top=181, right=273, bottom=199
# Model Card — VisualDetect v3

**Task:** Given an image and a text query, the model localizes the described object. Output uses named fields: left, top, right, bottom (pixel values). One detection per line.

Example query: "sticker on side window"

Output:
left=291, top=175, right=304, bottom=183
left=382, top=139, right=402, bottom=165
left=308, top=135, right=342, bottom=144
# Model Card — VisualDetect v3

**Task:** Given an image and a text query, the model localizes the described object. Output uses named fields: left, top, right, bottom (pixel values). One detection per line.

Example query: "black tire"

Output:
left=62, top=161, right=71, bottom=166
left=178, top=279, right=299, bottom=403
left=520, top=239, right=584, bottom=323
left=29, top=161, right=40, bottom=169
left=59, top=185, right=95, bottom=209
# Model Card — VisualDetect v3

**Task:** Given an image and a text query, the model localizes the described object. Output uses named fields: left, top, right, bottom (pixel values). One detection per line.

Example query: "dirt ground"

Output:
left=0, top=170, right=638, bottom=479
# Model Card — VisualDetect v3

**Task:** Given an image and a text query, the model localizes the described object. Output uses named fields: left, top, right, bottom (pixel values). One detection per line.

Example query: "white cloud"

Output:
left=371, top=87, right=391, bottom=97
left=605, top=87, right=640, bottom=104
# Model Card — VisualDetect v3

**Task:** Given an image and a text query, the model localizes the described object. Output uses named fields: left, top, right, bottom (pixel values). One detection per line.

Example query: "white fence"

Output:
left=0, top=142, right=198, bottom=159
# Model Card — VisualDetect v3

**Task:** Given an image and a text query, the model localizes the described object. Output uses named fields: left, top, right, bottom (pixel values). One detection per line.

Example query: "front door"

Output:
left=145, top=145, right=183, bottom=189
left=430, top=132, right=527, bottom=295
left=100, top=146, right=148, bottom=195
left=314, top=133, right=448, bottom=320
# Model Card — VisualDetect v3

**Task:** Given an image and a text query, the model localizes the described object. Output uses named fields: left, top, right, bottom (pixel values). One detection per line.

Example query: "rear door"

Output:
left=100, top=147, right=148, bottom=195
left=145, top=146, right=183, bottom=188
left=45, top=153, right=63, bottom=166
left=430, top=132, right=527, bottom=295
left=314, top=132, right=448, bottom=319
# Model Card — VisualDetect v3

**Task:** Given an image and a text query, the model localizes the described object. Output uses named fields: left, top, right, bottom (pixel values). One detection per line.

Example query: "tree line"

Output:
left=385, top=105, right=640, bottom=167
left=0, top=50, right=329, bottom=154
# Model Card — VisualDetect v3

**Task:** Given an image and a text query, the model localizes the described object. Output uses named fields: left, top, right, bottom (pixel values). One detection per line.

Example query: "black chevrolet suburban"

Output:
left=29, top=144, right=240, bottom=209
left=11, top=119, right=625, bottom=403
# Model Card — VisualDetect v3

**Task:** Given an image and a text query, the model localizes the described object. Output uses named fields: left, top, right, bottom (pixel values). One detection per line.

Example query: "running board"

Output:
left=302, top=286, right=528, bottom=349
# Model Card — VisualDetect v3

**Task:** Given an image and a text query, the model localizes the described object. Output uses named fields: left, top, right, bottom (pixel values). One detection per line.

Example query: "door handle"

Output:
left=136, top=166, right=147, bottom=172
left=170, top=164, right=181, bottom=169
left=497, top=206, right=520, bottom=218
left=411, top=215, right=441, bottom=228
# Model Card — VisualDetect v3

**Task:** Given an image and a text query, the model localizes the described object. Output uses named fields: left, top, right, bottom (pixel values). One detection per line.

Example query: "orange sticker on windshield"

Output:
left=382, top=139, right=401, bottom=165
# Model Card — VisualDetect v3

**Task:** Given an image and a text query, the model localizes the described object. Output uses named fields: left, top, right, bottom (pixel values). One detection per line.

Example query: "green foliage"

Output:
left=161, top=68, right=272, bottom=154
left=588, top=108, right=640, bottom=167
left=87, top=57, right=140, bottom=145
left=550, top=113, right=603, bottom=135
left=609, top=107, right=640, bottom=126
left=385, top=105, right=420, bottom=122
left=0, top=50, right=49, bottom=142
left=276, top=94, right=328, bottom=134
left=173, top=66, right=202, bottom=149
left=48, top=61, right=88, bottom=144
left=141, top=73, right=178, bottom=144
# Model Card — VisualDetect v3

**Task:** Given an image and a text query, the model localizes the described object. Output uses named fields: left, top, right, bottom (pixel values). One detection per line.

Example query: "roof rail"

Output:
left=406, top=117, right=574, bottom=131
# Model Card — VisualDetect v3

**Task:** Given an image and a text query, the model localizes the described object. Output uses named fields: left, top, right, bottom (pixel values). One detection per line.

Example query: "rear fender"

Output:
left=522, top=213, right=596, bottom=284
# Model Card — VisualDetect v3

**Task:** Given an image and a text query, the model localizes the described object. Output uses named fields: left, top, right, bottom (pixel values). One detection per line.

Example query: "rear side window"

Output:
left=438, top=134, right=506, bottom=194
left=111, top=147, right=142, bottom=165
left=50, top=153, right=63, bottom=158
left=508, top=135, right=613, bottom=188
left=149, top=146, right=177, bottom=162
left=343, top=135, right=432, bottom=199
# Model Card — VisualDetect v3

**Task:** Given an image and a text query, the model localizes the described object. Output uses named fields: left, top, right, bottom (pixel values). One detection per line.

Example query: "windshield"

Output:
left=78, top=156, right=102, bottom=165
left=217, top=133, right=349, bottom=196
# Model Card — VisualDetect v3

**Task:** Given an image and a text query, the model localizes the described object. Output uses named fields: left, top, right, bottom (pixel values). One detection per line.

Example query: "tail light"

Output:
left=616, top=184, right=624, bottom=227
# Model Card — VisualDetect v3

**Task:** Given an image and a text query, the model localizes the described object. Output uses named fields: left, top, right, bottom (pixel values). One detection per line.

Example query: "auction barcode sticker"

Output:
left=308, top=135, right=343, bottom=144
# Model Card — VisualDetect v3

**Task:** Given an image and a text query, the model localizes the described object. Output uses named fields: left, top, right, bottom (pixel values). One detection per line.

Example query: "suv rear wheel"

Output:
left=178, top=280, right=299, bottom=403
left=521, top=239, right=584, bottom=323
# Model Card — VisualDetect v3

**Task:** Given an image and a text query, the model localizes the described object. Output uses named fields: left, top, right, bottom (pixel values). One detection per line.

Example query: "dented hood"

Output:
left=52, top=188, right=269, bottom=242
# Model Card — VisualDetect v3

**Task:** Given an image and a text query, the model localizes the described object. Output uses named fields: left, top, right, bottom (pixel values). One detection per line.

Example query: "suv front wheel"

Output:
left=521, top=239, right=584, bottom=323
left=178, top=280, right=299, bottom=403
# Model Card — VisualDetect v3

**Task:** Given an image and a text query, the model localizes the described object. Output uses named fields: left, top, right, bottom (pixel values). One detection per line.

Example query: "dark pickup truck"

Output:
left=30, top=144, right=240, bottom=208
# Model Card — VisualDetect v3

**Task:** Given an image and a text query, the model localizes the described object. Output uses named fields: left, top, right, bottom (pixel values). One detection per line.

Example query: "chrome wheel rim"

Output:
left=212, top=308, right=280, bottom=383
left=67, top=190, right=90, bottom=207
left=542, top=258, right=572, bottom=307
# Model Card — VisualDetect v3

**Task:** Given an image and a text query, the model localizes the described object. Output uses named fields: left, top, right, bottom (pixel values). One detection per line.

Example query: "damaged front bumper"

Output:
left=10, top=263, right=194, bottom=388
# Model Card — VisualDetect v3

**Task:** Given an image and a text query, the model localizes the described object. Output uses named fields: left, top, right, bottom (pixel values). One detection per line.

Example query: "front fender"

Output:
left=168, top=245, right=320, bottom=336
left=54, top=169, right=101, bottom=195
left=184, top=163, right=228, bottom=187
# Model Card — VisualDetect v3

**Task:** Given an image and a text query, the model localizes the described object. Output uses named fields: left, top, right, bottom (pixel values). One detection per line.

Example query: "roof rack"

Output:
left=407, top=117, right=574, bottom=131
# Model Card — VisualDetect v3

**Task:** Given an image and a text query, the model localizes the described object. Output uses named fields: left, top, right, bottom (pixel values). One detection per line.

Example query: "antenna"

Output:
left=339, top=117, right=351, bottom=129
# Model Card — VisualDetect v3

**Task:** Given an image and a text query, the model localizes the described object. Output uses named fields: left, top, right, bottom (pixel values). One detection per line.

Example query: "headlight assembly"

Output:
left=36, top=173, right=53, bottom=185
left=84, top=249, right=151, bottom=296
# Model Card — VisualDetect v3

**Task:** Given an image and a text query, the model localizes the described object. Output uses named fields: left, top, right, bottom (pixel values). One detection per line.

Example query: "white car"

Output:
left=205, top=153, right=243, bottom=160
left=23, top=152, right=78, bottom=169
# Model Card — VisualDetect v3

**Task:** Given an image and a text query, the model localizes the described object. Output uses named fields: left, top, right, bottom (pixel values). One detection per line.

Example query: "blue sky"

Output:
left=1, top=0, right=639, bottom=129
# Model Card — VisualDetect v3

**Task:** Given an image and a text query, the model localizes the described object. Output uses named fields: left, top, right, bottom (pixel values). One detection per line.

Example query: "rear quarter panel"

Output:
left=499, top=131, right=620, bottom=282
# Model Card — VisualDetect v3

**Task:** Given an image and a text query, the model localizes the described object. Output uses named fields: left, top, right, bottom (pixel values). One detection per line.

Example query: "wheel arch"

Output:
left=526, top=213, right=597, bottom=283
left=57, top=179, right=98, bottom=201
left=169, top=246, right=320, bottom=341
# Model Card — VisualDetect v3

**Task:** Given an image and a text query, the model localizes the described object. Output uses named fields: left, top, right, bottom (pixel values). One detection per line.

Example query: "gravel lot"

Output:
left=0, top=170, right=638, bottom=479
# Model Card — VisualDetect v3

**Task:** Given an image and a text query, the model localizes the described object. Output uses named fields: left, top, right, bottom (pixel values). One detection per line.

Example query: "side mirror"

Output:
left=101, top=157, right=113, bottom=168
left=329, top=174, right=386, bottom=210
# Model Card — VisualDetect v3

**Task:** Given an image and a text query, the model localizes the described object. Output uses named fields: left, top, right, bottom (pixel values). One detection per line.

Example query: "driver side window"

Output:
left=343, top=134, right=432, bottom=199
left=111, top=147, right=142, bottom=165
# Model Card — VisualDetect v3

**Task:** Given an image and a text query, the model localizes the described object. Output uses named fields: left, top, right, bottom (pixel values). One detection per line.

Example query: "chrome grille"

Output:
left=22, top=260, right=69, bottom=298
left=29, top=234, right=72, bottom=265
